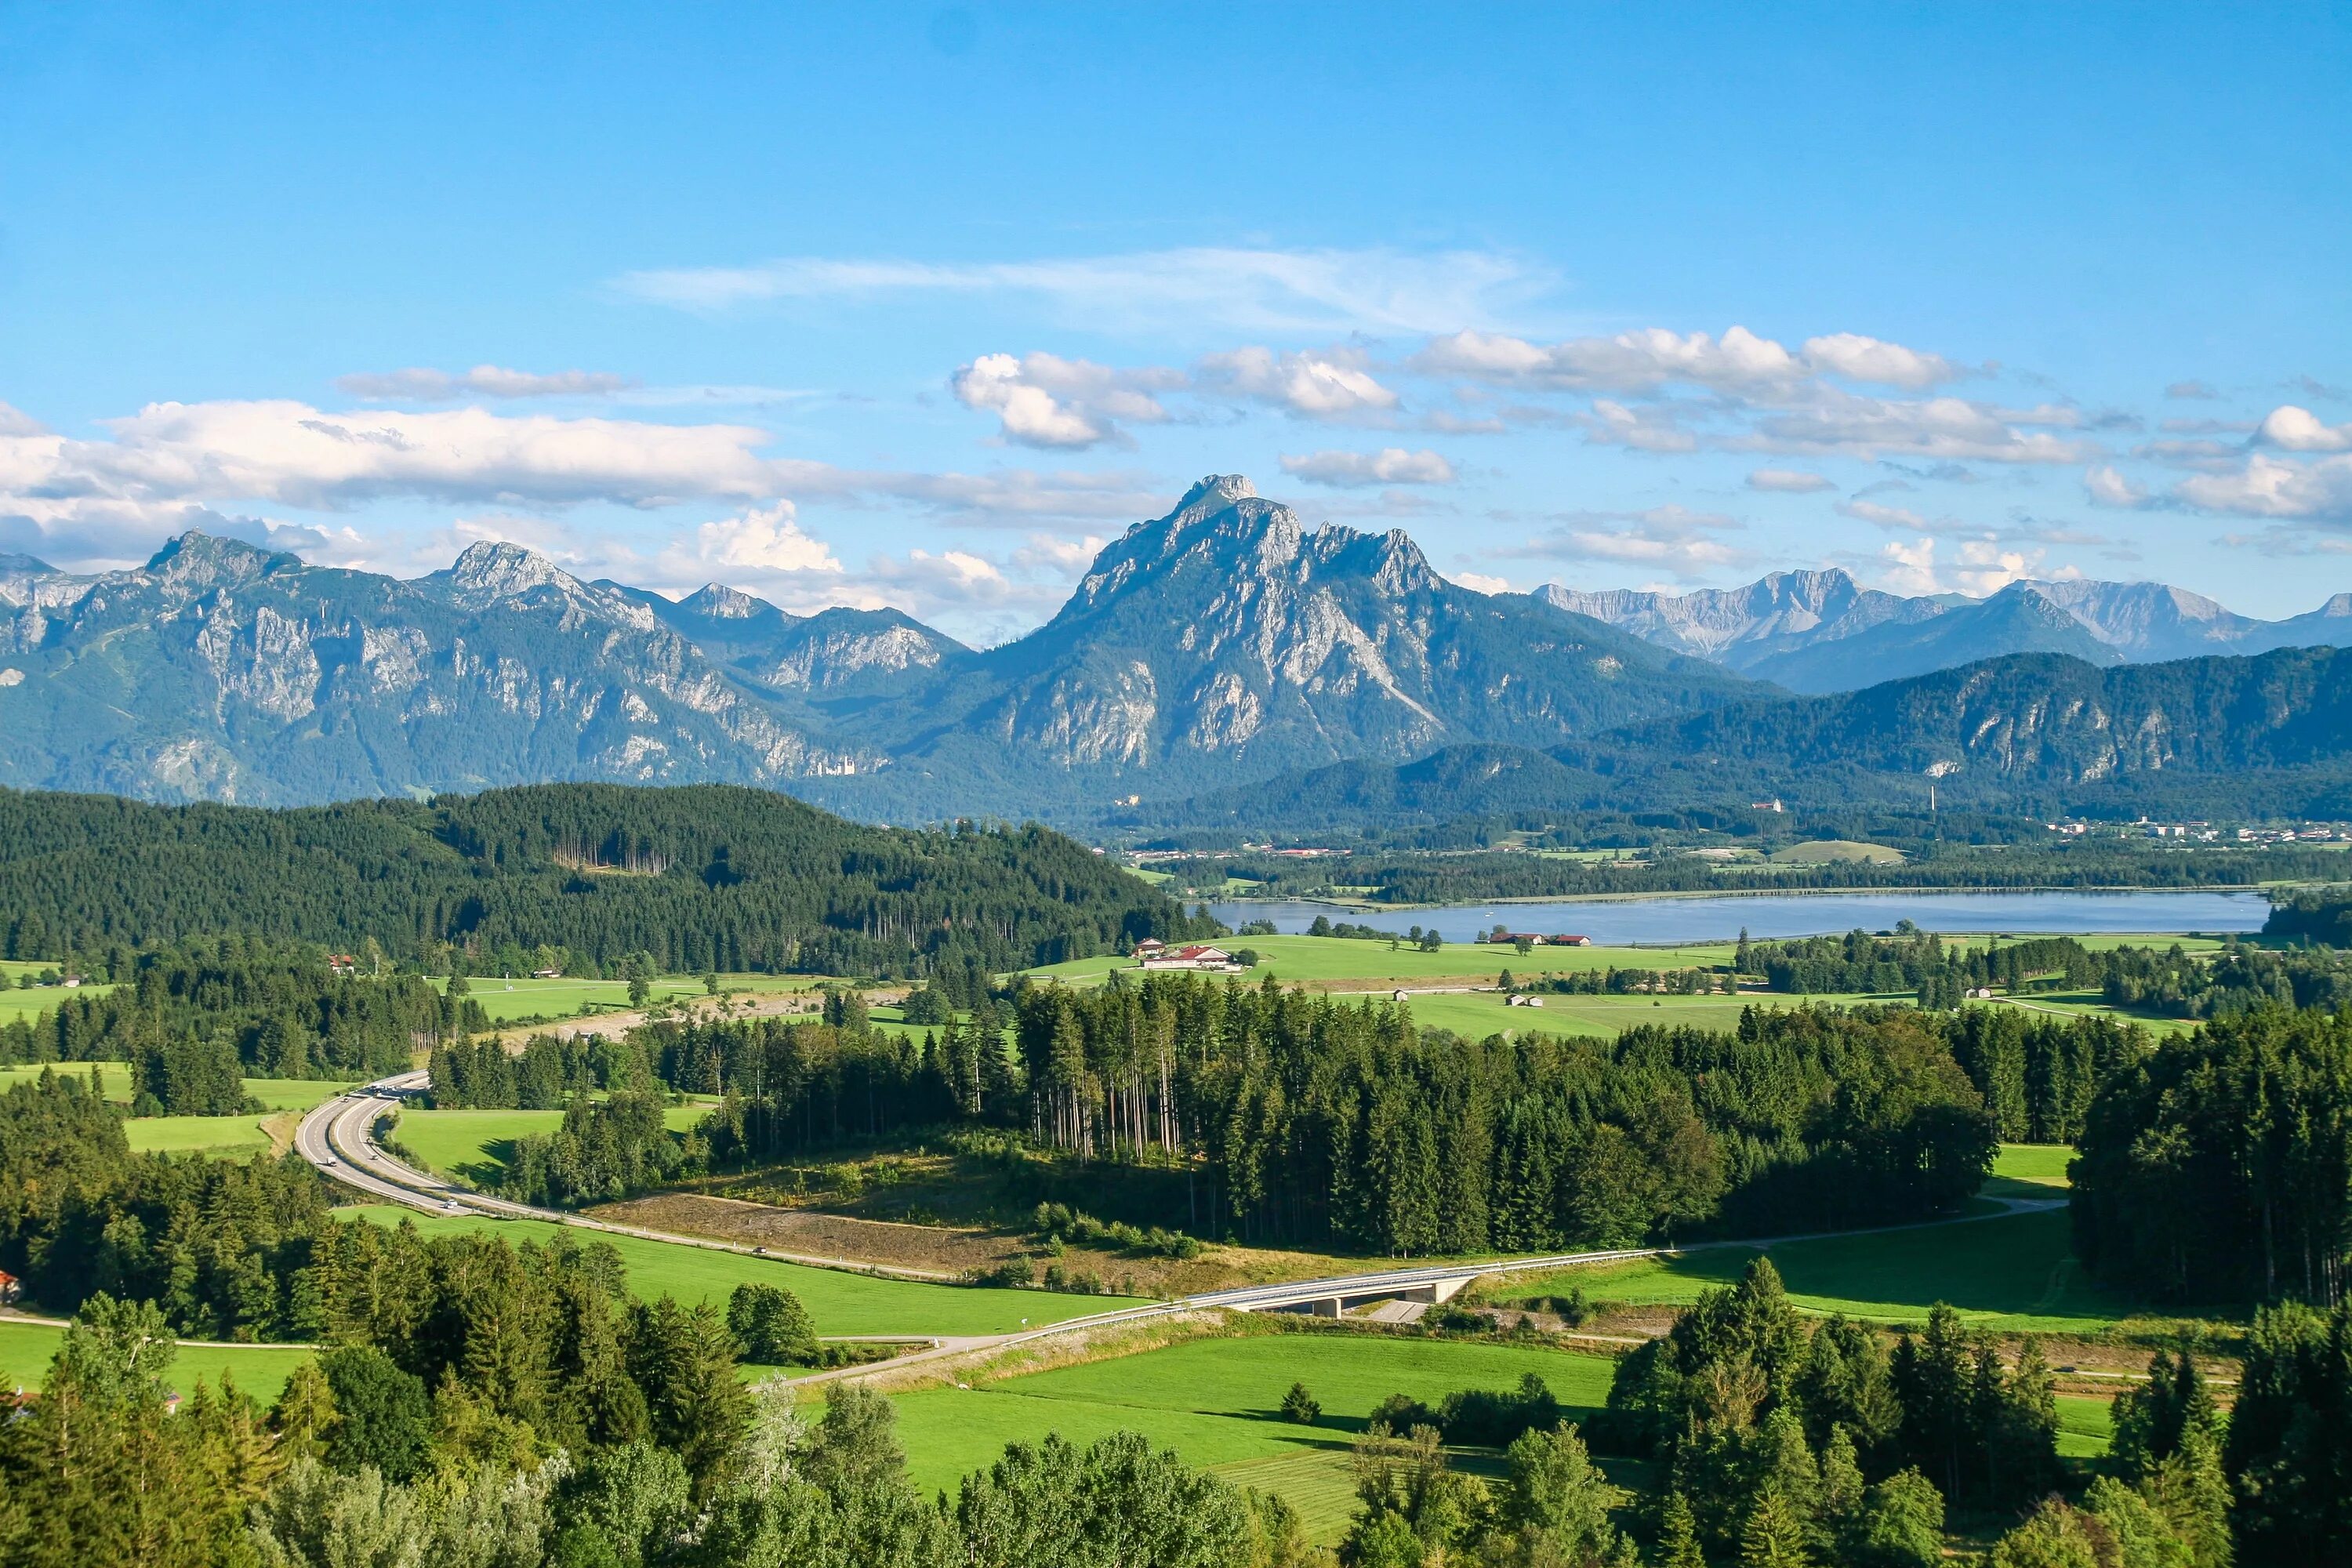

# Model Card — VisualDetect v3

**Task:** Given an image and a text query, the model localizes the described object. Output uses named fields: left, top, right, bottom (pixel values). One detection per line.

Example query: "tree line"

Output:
left=2074, top=1004, right=2352, bottom=1305
left=0, top=936, right=481, bottom=1095
left=619, top=978, right=1998, bottom=1256
left=0, top=782, right=1215, bottom=981
left=0, top=1256, right=1305, bottom=1568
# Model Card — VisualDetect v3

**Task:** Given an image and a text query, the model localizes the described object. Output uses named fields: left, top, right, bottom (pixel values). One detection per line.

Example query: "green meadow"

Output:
left=342, top=1203, right=1144, bottom=1335
left=125, top=1116, right=279, bottom=1156
left=1490, top=1143, right=2125, bottom=1334
left=878, top=1329, right=2118, bottom=1536
left=440, top=972, right=815, bottom=1025
left=0, top=1319, right=311, bottom=1403
left=1021, top=934, right=1739, bottom=988
left=885, top=1333, right=1620, bottom=1501
left=393, top=1104, right=710, bottom=1186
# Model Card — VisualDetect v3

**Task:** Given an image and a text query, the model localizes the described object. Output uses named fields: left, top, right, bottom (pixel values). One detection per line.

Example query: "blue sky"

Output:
left=3, top=2, right=2348, bottom=641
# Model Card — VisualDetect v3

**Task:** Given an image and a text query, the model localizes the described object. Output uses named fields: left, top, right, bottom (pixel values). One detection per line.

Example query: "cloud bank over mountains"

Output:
left=3, top=241, right=2347, bottom=639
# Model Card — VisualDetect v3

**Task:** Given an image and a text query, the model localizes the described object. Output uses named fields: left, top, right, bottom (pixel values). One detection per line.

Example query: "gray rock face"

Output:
left=833, top=474, right=1751, bottom=808
left=0, top=532, right=876, bottom=804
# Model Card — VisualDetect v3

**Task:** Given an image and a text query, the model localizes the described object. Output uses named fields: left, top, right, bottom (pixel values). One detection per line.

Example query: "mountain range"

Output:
left=3, top=472, right=2350, bottom=826
left=1539, top=571, right=2352, bottom=693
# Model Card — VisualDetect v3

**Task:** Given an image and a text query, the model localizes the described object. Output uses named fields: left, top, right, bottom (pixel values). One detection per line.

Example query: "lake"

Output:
left=1206, top=890, right=2272, bottom=946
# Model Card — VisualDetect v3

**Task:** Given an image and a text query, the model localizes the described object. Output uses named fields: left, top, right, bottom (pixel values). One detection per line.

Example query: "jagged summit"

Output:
left=140, top=530, right=299, bottom=590
left=441, top=539, right=571, bottom=597
left=1544, top=566, right=2352, bottom=691
left=681, top=583, right=767, bottom=619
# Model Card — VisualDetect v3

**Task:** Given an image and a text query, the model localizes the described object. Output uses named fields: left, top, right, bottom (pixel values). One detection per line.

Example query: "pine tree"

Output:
left=1657, top=1494, right=1708, bottom=1568
left=1740, top=1489, right=1812, bottom=1568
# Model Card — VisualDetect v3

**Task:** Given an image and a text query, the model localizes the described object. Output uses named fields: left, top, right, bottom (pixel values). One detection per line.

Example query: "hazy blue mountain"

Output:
left=1740, top=582, right=2122, bottom=691
left=1542, top=568, right=2352, bottom=691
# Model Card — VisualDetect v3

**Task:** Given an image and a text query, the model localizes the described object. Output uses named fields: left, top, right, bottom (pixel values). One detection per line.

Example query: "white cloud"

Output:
left=336, top=365, right=630, bottom=400
left=2165, top=379, right=2220, bottom=400
left=1414, top=325, right=1957, bottom=395
left=1746, top=468, right=1834, bottom=493
left=1798, top=333, right=1961, bottom=389
left=1279, top=448, right=1456, bottom=487
left=613, top=246, right=1552, bottom=334
left=692, top=500, right=841, bottom=575
left=1199, top=346, right=1399, bottom=417
left=1502, top=505, right=1751, bottom=582
left=2258, top=405, right=2352, bottom=452
left=1838, top=498, right=1934, bottom=532
left=2084, top=466, right=2151, bottom=507
left=74, top=400, right=797, bottom=510
left=1874, top=535, right=2043, bottom=596
left=1741, top=392, right=2096, bottom=464
left=1010, top=533, right=1109, bottom=576
left=1447, top=571, right=1512, bottom=594
left=2174, top=452, right=2352, bottom=521
left=948, top=351, right=1178, bottom=448
left=1579, top=400, right=1698, bottom=452
left=1417, top=325, right=1801, bottom=394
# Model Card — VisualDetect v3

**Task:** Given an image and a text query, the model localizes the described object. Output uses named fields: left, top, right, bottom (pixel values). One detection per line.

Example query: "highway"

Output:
left=295, top=1072, right=2063, bottom=1385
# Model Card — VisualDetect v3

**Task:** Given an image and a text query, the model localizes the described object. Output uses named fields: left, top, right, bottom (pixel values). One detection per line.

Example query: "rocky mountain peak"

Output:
left=142, top=530, right=298, bottom=590
left=681, top=583, right=768, bottom=620
left=0, top=552, right=56, bottom=575
left=445, top=539, right=570, bottom=598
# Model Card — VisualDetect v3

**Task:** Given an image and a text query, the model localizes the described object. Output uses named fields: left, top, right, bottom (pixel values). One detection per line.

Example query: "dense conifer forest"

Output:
left=0, top=783, right=1206, bottom=978
left=617, top=978, right=2000, bottom=1253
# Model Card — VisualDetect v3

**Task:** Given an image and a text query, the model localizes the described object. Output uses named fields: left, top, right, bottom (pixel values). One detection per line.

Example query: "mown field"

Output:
left=342, top=1203, right=1145, bottom=1335
left=394, top=1104, right=712, bottom=1187
left=0, top=1319, right=311, bottom=1403
left=432, top=971, right=818, bottom=1025
left=1488, top=1145, right=2124, bottom=1335
left=879, top=1327, right=2115, bottom=1537
left=884, top=1333, right=1620, bottom=1515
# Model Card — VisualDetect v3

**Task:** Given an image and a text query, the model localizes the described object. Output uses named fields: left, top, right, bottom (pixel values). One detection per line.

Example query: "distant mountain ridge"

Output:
left=0, top=475, right=1756, bottom=814
left=1540, top=569, right=2352, bottom=692
left=5, top=474, right=2347, bottom=822
left=1148, top=644, right=2352, bottom=831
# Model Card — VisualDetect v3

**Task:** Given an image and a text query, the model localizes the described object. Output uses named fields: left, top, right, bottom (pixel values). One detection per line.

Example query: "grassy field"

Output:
left=1989, top=1143, right=2074, bottom=1192
left=1989, top=991, right=2198, bottom=1038
left=436, top=971, right=816, bottom=1025
left=125, top=1115, right=281, bottom=1156
left=394, top=1105, right=710, bottom=1186
left=1767, top=840, right=1906, bottom=865
left=0, top=1319, right=312, bottom=1402
left=343, top=1204, right=1143, bottom=1334
left=886, top=1332, right=1621, bottom=1503
left=0, top=1060, right=132, bottom=1098
left=0, top=1062, right=353, bottom=1112
left=1023, top=934, right=1741, bottom=988
left=1491, top=1206, right=2128, bottom=1335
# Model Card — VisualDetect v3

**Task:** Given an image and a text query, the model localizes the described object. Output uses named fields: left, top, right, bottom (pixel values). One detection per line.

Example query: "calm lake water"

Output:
left=1205, top=890, right=2272, bottom=946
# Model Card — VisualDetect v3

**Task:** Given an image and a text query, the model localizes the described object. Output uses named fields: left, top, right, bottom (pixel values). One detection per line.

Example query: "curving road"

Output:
left=296, top=1073, right=2064, bottom=1385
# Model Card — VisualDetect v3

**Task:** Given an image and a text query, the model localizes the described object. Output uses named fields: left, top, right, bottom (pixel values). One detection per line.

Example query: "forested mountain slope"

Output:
left=0, top=782, right=1191, bottom=975
left=1145, top=644, right=2352, bottom=828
